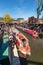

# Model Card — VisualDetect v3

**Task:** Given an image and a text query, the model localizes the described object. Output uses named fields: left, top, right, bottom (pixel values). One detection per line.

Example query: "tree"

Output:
left=36, top=0, right=43, bottom=18
left=36, top=0, right=42, bottom=6
left=36, top=6, right=41, bottom=18
left=3, top=14, right=12, bottom=23
left=42, top=16, right=43, bottom=19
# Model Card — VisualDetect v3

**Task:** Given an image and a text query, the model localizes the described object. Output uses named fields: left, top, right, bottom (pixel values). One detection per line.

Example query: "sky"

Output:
left=0, top=0, right=43, bottom=20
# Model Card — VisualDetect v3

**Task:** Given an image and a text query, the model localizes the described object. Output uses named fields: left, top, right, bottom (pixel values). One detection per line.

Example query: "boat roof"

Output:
left=13, top=29, right=19, bottom=35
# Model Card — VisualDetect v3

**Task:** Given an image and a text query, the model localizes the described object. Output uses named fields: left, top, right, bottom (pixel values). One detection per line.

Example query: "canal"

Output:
left=17, top=28, right=43, bottom=65
left=0, top=28, right=43, bottom=65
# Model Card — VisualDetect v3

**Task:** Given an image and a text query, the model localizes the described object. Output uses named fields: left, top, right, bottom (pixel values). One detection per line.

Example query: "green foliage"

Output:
left=42, top=16, right=43, bottom=19
left=36, top=0, right=43, bottom=18
left=37, top=7, right=41, bottom=18
left=36, top=0, right=42, bottom=6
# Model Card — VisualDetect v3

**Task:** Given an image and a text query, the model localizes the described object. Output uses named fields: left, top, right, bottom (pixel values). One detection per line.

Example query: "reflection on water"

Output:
left=0, top=58, right=10, bottom=65
left=0, top=57, right=43, bottom=65
left=0, top=38, right=3, bottom=48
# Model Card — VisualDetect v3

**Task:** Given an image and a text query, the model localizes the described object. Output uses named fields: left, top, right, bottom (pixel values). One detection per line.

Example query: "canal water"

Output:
left=17, top=28, right=43, bottom=65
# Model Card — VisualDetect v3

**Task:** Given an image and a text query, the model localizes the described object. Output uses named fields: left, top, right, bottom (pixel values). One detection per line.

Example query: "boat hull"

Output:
left=14, top=32, right=31, bottom=56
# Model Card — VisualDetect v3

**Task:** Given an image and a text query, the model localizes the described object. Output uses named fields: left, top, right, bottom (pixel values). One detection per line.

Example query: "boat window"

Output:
left=22, top=38, right=26, bottom=47
left=13, top=33, right=16, bottom=37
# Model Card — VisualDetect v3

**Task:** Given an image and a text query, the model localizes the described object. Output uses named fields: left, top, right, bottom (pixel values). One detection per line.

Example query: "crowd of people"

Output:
left=28, top=24, right=43, bottom=33
left=0, top=24, right=43, bottom=39
left=18, top=23, right=43, bottom=38
left=26, top=24, right=43, bottom=38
